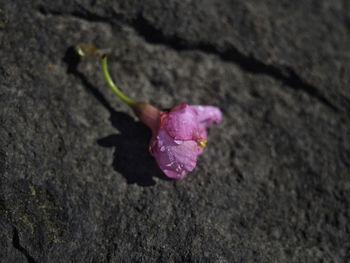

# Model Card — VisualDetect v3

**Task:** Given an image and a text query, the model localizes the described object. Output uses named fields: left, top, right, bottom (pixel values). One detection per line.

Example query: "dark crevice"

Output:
left=38, top=6, right=112, bottom=24
left=38, top=7, right=339, bottom=112
left=131, top=15, right=338, bottom=112
left=12, top=227, right=36, bottom=263
left=0, top=150, right=6, bottom=177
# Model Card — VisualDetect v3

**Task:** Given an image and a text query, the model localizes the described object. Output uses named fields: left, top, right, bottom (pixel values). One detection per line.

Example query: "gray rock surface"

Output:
left=1, top=0, right=349, bottom=262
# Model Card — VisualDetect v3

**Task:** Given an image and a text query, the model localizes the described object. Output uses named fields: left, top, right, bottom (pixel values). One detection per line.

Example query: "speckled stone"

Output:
left=0, top=0, right=349, bottom=262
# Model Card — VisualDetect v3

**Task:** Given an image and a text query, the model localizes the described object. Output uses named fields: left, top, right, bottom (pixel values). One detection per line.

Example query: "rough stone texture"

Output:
left=1, top=0, right=349, bottom=262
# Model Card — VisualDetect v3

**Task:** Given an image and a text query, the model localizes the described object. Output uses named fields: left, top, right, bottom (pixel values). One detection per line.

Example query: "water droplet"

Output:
left=174, top=140, right=183, bottom=145
left=166, top=161, right=175, bottom=167
left=160, top=146, right=165, bottom=152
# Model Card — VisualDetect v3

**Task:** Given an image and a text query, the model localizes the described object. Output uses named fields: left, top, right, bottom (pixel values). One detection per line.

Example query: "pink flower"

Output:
left=142, top=103, right=222, bottom=179
left=80, top=49, right=223, bottom=180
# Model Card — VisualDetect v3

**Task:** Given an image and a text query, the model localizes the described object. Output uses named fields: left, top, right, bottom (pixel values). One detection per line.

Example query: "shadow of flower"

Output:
left=63, top=46, right=168, bottom=186
left=97, top=112, right=167, bottom=186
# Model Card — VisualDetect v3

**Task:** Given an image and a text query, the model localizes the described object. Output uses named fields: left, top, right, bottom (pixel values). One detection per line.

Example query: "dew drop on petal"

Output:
left=160, top=146, right=165, bottom=152
left=166, top=161, right=175, bottom=167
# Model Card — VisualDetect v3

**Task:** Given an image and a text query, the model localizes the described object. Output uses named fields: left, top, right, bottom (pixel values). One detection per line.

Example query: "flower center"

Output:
left=197, top=139, right=207, bottom=150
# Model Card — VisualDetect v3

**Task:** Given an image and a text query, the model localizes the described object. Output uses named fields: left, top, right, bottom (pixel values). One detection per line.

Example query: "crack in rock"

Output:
left=38, top=7, right=339, bottom=112
left=12, top=227, right=36, bottom=263
left=130, top=15, right=339, bottom=112
left=0, top=150, right=6, bottom=177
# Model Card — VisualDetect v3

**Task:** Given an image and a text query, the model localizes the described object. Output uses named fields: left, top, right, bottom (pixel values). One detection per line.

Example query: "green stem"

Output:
left=101, top=55, right=137, bottom=107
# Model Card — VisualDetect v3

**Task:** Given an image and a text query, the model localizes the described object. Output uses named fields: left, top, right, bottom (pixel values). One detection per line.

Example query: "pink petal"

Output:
left=149, top=130, right=199, bottom=179
left=189, top=105, right=222, bottom=127
left=147, top=103, right=222, bottom=179
left=163, top=104, right=222, bottom=141
left=191, top=105, right=222, bottom=138
left=162, top=104, right=200, bottom=140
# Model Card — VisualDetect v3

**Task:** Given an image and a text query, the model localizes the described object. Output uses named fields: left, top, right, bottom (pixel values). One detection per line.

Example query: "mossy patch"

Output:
left=2, top=179, right=67, bottom=245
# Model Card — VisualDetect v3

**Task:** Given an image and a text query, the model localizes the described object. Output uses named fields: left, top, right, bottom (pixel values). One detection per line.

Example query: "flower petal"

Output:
left=149, top=130, right=198, bottom=179
left=190, top=105, right=222, bottom=138
left=163, top=104, right=222, bottom=141
left=190, top=105, right=222, bottom=127
left=162, top=104, right=200, bottom=140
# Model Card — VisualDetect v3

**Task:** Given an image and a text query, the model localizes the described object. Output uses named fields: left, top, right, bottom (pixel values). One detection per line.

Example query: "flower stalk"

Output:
left=101, top=55, right=137, bottom=108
